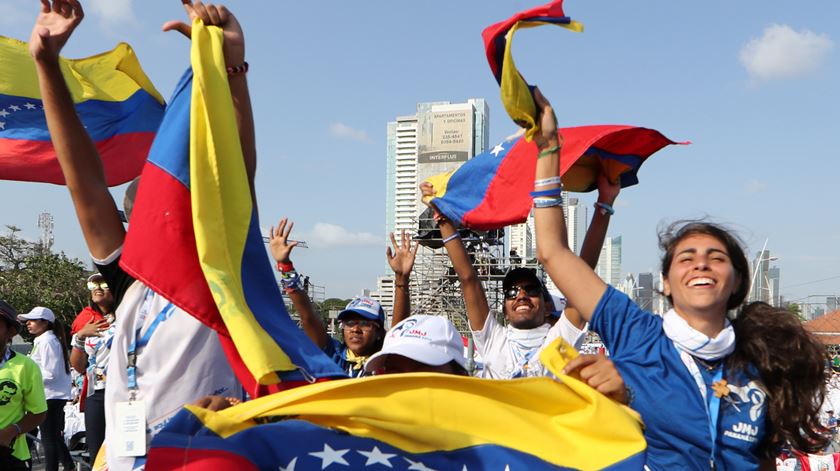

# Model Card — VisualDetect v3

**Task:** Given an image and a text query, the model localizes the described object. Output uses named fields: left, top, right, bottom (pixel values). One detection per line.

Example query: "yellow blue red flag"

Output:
left=120, top=19, right=345, bottom=396
left=482, top=0, right=583, bottom=141
left=0, top=36, right=164, bottom=185
left=147, top=339, right=647, bottom=470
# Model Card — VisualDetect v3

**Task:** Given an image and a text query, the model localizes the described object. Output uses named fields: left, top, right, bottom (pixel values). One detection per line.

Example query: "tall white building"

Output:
left=595, top=236, right=622, bottom=287
left=565, top=196, right=588, bottom=254
left=385, top=99, right=489, bottom=241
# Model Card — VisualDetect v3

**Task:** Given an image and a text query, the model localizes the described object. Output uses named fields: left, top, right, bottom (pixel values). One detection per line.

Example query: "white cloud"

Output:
left=740, top=24, right=834, bottom=81
left=305, top=223, right=380, bottom=248
left=87, top=0, right=135, bottom=28
left=329, top=123, right=370, bottom=142
left=744, top=179, right=767, bottom=194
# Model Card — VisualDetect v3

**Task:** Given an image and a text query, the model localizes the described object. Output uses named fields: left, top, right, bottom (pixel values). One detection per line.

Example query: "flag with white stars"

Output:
left=422, top=125, right=688, bottom=230
left=147, top=339, right=647, bottom=470
left=0, top=36, right=165, bottom=185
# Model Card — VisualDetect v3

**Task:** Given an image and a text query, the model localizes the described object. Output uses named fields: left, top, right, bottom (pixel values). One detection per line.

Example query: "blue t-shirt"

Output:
left=322, top=338, right=364, bottom=378
left=591, top=286, right=767, bottom=470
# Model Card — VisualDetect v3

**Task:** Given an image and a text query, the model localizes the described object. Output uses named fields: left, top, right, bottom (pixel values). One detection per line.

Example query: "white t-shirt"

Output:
left=471, top=312, right=587, bottom=379
left=30, top=331, right=72, bottom=400
left=95, top=248, right=241, bottom=470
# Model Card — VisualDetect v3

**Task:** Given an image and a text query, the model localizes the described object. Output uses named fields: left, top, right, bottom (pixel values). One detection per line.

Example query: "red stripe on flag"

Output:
left=146, top=447, right=259, bottom=470
left=0, top=132, right=154, bottom=186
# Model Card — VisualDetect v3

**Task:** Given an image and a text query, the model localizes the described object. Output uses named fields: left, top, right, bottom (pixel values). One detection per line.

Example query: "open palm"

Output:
left=29, top=0, right=84, bottom=61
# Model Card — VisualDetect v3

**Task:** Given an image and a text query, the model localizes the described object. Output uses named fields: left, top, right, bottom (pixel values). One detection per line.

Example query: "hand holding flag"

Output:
left=163, top=0, right=246, bottom=68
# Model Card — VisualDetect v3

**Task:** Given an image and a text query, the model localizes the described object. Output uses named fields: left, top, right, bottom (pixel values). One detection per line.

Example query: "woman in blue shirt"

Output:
left=528, top=89, right=827, bottom=469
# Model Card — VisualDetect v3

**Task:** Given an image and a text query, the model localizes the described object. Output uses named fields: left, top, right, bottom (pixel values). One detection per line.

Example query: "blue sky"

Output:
left=0, top=1, right=838, bottom=303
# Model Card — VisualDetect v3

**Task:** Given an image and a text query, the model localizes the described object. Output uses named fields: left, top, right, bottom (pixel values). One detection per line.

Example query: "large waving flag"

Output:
left=0, top=36, right=164, bottom=185
left=147, top=339, right=647, bottom=470
left=482, top=1, right=583, bottom=141
left=120, top=19, right=344, bottom=395
left=424, top=125, right=687, bottom=230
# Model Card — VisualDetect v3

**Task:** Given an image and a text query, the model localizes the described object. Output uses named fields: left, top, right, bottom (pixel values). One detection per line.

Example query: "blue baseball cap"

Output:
left=338, top=297, right=385, bottom=324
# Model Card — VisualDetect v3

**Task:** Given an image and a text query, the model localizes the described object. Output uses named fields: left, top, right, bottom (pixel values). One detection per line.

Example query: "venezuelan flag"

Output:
left=0, top=36, right=164, bottom=185
left=424, top=125, right=688, bottom=230
left=147, top=339, right=647, bottom=470
left=482, top=0, right=583, bottom=141
left=120, top=20, right=344, bottom=396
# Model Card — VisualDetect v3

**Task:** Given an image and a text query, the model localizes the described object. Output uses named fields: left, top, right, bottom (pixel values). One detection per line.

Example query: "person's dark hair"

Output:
left=47, top=320, right=71, bottom=375
left=658, top=220, right=750, bottom=310
left=727, top=302, right=829, bottom=456
left=449, top=360, right=469, bottom=376
left=123, top=176, right=140, bottom=222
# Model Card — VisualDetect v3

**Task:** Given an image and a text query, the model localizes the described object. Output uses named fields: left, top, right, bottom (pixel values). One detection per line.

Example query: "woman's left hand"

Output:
left=162, top=1, right=245, bottom=67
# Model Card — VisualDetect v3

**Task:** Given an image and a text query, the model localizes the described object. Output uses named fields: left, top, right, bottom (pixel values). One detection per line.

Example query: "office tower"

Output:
left=565, top=197, right=588, bottom=254
left=595, top=236, right=622, bottom=287
left=637, top=272, right=654, bottom=311
left=385, top=99, right=489, bottom=241
left=768, top=267, right=781, bottom=307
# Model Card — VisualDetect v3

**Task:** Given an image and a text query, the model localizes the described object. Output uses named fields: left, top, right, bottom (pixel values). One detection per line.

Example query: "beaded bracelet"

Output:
left=594, top=201, right=615, bottom=216
left=534, top=176, right=562, bottom=187
left=226, top=61, right=249, bottom=75
left=530, top=188, right=564, bottom=198
left=533, top=197, right=564, bottom=208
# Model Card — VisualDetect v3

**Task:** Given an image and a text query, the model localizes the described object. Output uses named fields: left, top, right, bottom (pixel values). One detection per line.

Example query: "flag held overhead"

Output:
left=0, top=36, right=164, bottom=185
left=482, top=0, right=583, bottom=141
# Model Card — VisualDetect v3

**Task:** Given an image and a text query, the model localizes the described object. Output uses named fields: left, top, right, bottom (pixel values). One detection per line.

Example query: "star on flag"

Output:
left=490, top=142, right=505, bottom=157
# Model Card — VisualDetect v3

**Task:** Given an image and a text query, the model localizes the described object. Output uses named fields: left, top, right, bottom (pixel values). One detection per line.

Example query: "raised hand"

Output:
left=596, top=170, right=621, bottom=207
left=268, top=217, right=298, bottom=264
left=532, top=87, right=564, bottom=151
left=29, top=0, right=84, bottom=62
left=162, top=0, right=245, bottom=66
left=387, top=230, right=418, bottom=278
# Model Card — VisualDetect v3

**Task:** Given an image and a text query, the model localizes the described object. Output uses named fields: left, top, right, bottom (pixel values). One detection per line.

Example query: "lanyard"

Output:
left=675, top=346, right=723, bottom=470
left=126, top=300, right=175, bottom=395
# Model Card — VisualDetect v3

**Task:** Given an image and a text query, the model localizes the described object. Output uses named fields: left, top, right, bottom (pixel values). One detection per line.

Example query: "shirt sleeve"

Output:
left=92, top=246, right=136, bottom=310
left=544, top=313, right=587, bottom=351
left=469, top=311, right=505, bottom=358
left=589, top=286, right=663, bottom=359
left=23, top=360, right=48, bottom=414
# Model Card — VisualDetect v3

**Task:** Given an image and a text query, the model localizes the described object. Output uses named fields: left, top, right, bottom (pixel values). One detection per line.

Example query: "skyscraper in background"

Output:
left=768, top=266, right=781, bottom=307
left=749, top=249, right=776, bottom=304
left=637, top=272, right=654, bottom=311
left=595, top=236, right=622, bottom=287
left=384, top=99, right=489, bottom=241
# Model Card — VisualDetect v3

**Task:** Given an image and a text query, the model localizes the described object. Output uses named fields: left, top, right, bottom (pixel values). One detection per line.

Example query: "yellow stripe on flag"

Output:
left=501, top=20, right=583, bottom=141
left=189, top=19, right=292, bottom=384
left=188, top=338, right=646, bottom=470
left=0, top=36, right=163, bottom=103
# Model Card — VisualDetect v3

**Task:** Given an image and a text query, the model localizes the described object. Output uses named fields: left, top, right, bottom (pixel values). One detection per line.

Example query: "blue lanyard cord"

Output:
left=706, top=367, right=723, bottom=469
left=127, top=302, right=175, bottom=390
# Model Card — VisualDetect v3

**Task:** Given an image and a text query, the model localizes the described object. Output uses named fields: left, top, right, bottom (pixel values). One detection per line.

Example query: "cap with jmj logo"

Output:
left=338, top=296, right=385, bottom=324
left=364, top=315, right=466, bottom=372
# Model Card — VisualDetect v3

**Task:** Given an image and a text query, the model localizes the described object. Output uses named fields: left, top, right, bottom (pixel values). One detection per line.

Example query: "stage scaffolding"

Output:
left=409, top=213, right=545, bottom=335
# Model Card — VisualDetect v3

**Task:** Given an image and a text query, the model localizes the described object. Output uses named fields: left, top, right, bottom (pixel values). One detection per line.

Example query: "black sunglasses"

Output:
left=504, top=284, right=542, bottom=300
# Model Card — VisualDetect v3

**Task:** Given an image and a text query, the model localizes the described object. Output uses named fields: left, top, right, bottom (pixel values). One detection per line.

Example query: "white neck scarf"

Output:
left=662, top=309, right=735, bottom=361
left=505, top=323, right=550, bottom=377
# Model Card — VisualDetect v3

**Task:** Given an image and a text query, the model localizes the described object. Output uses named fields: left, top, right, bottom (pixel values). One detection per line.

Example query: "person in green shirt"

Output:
left=0, top=300, right=47, bottom=470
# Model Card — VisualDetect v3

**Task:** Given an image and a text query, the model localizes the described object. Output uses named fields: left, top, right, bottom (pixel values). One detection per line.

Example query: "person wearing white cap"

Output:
left=365, top=315, right=469, bottom=376
left=18, top=307, right=73, bottom=471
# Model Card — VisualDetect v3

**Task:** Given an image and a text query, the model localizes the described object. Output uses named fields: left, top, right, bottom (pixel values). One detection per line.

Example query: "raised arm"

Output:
left=30, top=0, right=125, bottom=260
left=420, top=183, right=491, bottom=330
left=163, top=1, right=256, bottom=205
left=532, top=89, right=607, bottom=321
left=268, top=218, right=328, bottom=349
left=387, top=230, right=417, bottom=326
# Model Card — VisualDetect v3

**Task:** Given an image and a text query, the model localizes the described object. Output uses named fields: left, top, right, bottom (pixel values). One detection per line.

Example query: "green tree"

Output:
left=785, top=303, right=805, bottom=322
left=0, top=225, right=89, bottom=330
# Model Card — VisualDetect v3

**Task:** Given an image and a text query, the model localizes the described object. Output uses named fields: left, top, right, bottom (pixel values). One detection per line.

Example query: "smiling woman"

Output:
left=530, top=89, right=829, bottom=469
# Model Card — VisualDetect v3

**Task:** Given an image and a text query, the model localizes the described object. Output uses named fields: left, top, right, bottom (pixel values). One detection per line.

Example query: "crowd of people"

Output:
left=0, top=0, right=835, bottom=470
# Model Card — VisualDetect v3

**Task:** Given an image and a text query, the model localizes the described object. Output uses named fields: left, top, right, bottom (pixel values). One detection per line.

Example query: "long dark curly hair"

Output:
left=659, top=220, right=828, bottom=456
left=728, top=302, right=828, bottom=456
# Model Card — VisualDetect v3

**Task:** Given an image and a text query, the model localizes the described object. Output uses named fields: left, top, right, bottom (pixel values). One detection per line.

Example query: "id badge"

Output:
left=113, top=400, right=147, bottom=457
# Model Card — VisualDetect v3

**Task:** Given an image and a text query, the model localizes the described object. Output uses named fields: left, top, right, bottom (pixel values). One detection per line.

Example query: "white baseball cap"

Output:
left=365, top=315, right=466, bottom=373
left=18, top=306, right=56, bottom=323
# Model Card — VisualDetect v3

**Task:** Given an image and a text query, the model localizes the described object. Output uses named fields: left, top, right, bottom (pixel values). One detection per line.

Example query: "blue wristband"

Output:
left=594, top=201, right=615, bottom=216
left=530, top=188, right=564, bottom=198
left=533, top=197, right=564, bottom=208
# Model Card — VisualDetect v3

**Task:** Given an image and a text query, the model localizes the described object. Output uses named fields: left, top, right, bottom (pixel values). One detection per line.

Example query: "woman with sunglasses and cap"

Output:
left=67, top=274, right=114, bottom=465
left=0, top=300, right=47, bottom=471
left=18, top=306, right=73, bottom=471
